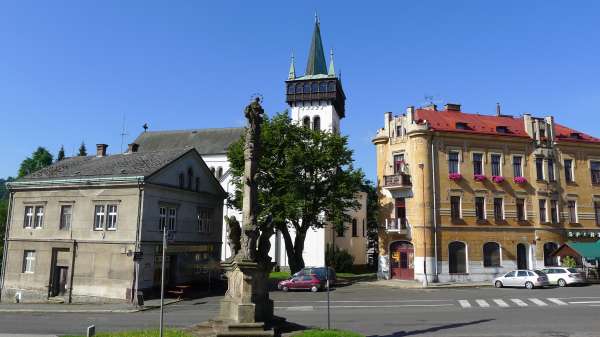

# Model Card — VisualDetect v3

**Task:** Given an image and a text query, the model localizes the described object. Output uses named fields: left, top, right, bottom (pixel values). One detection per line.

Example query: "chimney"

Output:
left=496, top=102, right=501, bottom=116
left=406, top=106, right=415, bottom=122
left=444, top=103, right=461, bottom=112
left=127, top=143, right=139, bottom=153
left=423, top=104, right=437, bottom=111
left=96, top=144, right=108, bottom=157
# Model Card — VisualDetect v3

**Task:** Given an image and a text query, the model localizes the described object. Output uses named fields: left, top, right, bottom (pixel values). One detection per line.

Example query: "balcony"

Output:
left=383, top=173, right=412, bottom=190
left=384, top=218, right=410, bottom=236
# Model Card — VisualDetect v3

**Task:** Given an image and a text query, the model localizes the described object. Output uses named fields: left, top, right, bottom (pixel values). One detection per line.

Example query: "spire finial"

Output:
left=315, top=10, right=319, bottom=24
left=328, top=48, right=335, bottom=76
left=288, top=51, right=296, bottom=80
left=305, top=14, right=327, bottom=75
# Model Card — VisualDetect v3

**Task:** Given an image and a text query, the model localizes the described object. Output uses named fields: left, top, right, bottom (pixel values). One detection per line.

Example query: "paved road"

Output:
left=0, top=284, right=598, bottom=336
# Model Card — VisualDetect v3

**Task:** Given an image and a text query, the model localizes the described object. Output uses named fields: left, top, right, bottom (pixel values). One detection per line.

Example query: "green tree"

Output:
left=227, top=113, right=364, bottom=273
left=78, top=142, right=87, bottom=156
left=361, top=180, right=379, bottom=267
left=561, top=256, right=577, bottom=268
left=18, top=147, right=53, bottom=178
left=57, top=145, right=65, bottom=161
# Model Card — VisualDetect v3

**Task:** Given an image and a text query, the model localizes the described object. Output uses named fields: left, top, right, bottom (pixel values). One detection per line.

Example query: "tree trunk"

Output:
left=278, top=224, right=306, bottom=274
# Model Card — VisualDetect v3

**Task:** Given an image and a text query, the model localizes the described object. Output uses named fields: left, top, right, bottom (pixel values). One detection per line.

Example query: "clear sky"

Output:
left=2, top=1, right=600, bottom=180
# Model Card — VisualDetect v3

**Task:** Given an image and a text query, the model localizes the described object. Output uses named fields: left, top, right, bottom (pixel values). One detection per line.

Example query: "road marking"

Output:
left=313, top=304, right=454, bottom=309
left=282, top=306, right=314, bottom=311
left=458, top=300, right=471, bottom=308
left=529, top=298, right=548, bottom=306
left=275, top=299, right=450, bottom=303
left=510, top=298, right=528, bottom=307
left=493, top=299, right=509, bottom=308
left=475, top=299, right=490, bottom=308
left=568, top=301, right=600, bottom=304
left=547, top=298, right=568, bottom=306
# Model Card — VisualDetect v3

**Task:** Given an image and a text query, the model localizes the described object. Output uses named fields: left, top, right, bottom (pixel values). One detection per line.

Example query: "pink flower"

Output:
left=491, top=176, right=505, bottom=183
left=513, top=176, right=527, bottom=184
left=474, top=174, right=487, bottom=182
left=448, top=173, right=462, bottom=181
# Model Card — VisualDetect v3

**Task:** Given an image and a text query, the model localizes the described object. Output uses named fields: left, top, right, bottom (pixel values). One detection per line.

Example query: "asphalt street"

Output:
left=0, top=284, right=599, bottom=336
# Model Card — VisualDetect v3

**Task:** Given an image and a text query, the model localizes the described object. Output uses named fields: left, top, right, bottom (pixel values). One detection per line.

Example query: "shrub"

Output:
left=491, top=175, right=505, bottom=183
left=326, top=244, right=354, bottom=273
left=448, top=173, right=462, bottom=181
left=561, top=256, right=577, bottom=268
left=513, top=176, right=527, bottom=184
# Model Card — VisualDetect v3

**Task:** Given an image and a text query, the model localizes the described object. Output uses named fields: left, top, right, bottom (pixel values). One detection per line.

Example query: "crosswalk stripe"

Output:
left=511, top=298, right=528, bottom=307
left=547, top=298, right=568, bottom=306
left=493, top=299, right=509, bottom=307
left=458, top=300, right=471, bottom=308
left=475, top=299, right=490, bottom=308
left=529, top=298, right=548, bottom=306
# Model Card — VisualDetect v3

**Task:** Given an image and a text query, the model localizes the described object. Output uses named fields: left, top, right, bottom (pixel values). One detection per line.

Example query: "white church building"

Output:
left=133, top=18, right=368, bottom=269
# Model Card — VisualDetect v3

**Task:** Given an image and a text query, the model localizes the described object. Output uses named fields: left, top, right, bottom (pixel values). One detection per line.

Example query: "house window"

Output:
left=456, top=122, right=469, bottom=130
left=178, top=173, right=185, bottom=188
left=539, top=199, right=547, bottom=223
left=168, top=208, right=177, bottom=231
left=393, top=154, right=405, bottom=174
left=159, top=207, right=167, bottom=231
left=94, top=205, right=105, bottom=230
left=106, top=205, right=118, bottom=230
left=217, top=167, right=223, bottom=179
left=450, top=196, right=461, bottom=220
left=22, top=250, right=36, bottom=273
left=475, top=197, right=485, bottom=221
left=448, top=241, right=467, bottom=274
left=59, top=205, right=72, bottom=230
left=550, top=200, right=558, bottom=224
left=493, top=198, right=504, bottom=221
left=536, top=158, right=544, bottom=180
left=302, top=116, right=310, bottom=128
left=473, top=153, right=483, bottom=175
left=313, top=116, right=321, bottom=131
left=23, top=206, right=34, bottom=228
left=567, top=200, right=577, bottom=223
left=595, top=201, right=600, bottom=225
left=34, top=206, right=44, bottom=228
left=513, top=156, right=522, bottom=177
left=483, top=242, right=501, bottom=267
left=352, top=219, right=358, bottom=237
left=564, top=159, right=573, bottom=183
left=516, top=198, right=526, bottom=221
left=548, top=159, right=555, bottom=181
left=197, top=208, right=213, bottom=233
left=543, top=242, right=558, bottom=266
left=491, top=154, right=501, bottom=176
left=187, top=168, right=194, bottom=190
left=591, top=161, right=600, bottom=184
left=448, top=151, right=459, bottom=174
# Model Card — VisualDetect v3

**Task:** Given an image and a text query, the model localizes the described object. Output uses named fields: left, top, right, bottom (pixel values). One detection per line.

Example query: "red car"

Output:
left=278, top=274, right=325, bottom=292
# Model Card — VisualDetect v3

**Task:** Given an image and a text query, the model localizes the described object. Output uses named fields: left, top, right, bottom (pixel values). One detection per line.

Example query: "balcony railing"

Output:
left=384, top=218, right=410, bottom=234
left=383, top=173, right=412, bottom=188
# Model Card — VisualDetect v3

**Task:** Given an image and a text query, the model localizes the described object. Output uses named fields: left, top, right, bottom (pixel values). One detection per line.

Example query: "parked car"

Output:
left=293, top=267, right=337, bottom=286
left=278, top=274, right=326, bottom=292
left=541, top=267, right=586, bottom=287
left=493, top=270, right=550, bottom=289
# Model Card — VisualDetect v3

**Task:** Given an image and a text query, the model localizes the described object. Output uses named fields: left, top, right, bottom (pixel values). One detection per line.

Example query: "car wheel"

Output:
left=495, top=281, right=503, bottom=288
left=310, top=286, right=319, bottom=293
left=525, top=281, right=534, bottom=289
left=558, top=279, right=567, bottom=287
left=282, top=286, right=289, bottom=292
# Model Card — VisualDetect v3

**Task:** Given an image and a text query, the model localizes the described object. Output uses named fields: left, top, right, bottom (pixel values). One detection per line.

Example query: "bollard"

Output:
left=87, top=325, right=95, bottom=337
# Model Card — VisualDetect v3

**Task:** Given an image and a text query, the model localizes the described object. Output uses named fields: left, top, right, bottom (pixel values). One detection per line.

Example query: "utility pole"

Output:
left=159, top=227, right=167, bottom=337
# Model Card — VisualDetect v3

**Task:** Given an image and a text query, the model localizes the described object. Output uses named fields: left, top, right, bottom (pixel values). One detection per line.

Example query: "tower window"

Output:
left=302, top=116, right=310, bottom=128
left=295, top=85, right=303, bottom=94
left=328, top=82, right=335, bottom=91
left=319, top=82, right=327, bottom=92
left=287, top=84, right=295, bottom=94
left=313, top=116, right=321, bottom=131
left=304, top=83, right=310, bottom=93
left=311, top=82, right=318, bottom=92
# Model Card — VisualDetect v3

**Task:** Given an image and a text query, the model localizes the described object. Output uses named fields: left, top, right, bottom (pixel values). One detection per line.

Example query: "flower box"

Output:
left=513, top=176, right=527, bottom=184
left=491, top=176, right=505, bottom=183
left=448, top=173, right=462, bottom=181
left=474, top=174, right=487, bottom=182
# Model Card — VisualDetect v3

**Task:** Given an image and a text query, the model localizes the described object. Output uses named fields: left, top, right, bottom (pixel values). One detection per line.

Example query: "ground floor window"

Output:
left=544, top=242, right=559, bottom=266
left=483, top=242, right=501, bottom=267
left=22, top=250, right=36, bottom=273
left=448, top=241, right=467, bottom=274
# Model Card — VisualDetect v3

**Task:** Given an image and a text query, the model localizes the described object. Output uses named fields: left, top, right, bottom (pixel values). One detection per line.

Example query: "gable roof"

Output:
left=133, top=127, right=244, bottom=155
left=414, top=108, right=600, bottom=143
left=552, top=241, right=600, bottom=260
left=17, top=148, right=190, bottom=182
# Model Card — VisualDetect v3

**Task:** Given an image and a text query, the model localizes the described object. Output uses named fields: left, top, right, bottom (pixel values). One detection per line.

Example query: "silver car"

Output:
left=493, top=270, right=550, bottom=289
left=541, top=267, right=586, bottom=287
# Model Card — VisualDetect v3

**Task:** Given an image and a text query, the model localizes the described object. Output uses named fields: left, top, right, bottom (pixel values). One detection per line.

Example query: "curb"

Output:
left=357, top=281, right=492, bottom=289
left=0, top=298, right=183, bottom=314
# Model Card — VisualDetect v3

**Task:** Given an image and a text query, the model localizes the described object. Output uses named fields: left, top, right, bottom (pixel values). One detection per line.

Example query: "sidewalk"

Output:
left=0, top=297, right=182, bottom=313
left=358, top=279, right=491, bottom=289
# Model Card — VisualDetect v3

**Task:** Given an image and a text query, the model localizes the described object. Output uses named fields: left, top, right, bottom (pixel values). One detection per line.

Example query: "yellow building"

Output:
left=373, top=103, right=600, bottom=282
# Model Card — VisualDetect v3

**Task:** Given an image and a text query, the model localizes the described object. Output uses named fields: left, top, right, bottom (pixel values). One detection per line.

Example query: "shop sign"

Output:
left=567, top=231, right=600, bottom=239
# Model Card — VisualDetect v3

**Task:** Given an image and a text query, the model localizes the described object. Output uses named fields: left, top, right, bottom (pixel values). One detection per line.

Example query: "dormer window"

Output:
left=455, top=122, right=469, bottom=130
left=570, top=132, right=582, bottom=139
left=539, top=127, right=546, bottom=138
left=496, top=126, right=509, bottom=134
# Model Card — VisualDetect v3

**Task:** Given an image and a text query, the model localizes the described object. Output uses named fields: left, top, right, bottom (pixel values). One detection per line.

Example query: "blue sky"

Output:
left=2, top=1, right=600, bottom=180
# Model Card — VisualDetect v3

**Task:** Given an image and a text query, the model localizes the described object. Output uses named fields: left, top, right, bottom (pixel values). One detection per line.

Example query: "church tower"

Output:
left=285, top=16, right=346, bottom=134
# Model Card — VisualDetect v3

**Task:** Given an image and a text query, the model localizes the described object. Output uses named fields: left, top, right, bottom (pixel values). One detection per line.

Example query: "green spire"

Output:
left=305, top=15, right=327, bottom=76
left=328, top=49, right=335, bottom=76
left=288, top=52, right=296, bottom=80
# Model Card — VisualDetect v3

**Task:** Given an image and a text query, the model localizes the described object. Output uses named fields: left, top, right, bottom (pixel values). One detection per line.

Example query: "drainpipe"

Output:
left=431, top=140, right=439, bottom=281
left=68, top=240, right=77, bottom=303
left=0, top=191, right=14, bottom=301
left=132, top=179, right=145, bottom=305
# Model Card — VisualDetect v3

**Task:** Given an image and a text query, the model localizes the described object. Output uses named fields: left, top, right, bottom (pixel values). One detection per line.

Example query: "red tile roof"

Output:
left=414, top=109, right=600, bottom=144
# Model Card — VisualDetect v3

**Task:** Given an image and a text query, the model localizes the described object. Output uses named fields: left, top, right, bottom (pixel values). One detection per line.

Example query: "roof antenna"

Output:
left=496, top=102, right=501, bottom=116
left=143, top=123, right=149, bottom=132
left=120, top=113, right=128, bottom=153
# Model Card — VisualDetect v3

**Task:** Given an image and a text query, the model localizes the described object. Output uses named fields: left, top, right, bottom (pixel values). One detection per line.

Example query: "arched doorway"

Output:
left=389, top=241, right=414, bottom=280
left=543, top=242, right=559, bottom=266
left=517, top=243, right=528, bottom=269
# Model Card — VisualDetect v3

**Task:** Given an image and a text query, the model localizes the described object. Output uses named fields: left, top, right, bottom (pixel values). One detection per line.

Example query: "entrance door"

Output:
left=390, top=241, right=414, bottom=280
left=517, top=243, right=528, bottom=269
left=51, top=266, right=68, bottom=297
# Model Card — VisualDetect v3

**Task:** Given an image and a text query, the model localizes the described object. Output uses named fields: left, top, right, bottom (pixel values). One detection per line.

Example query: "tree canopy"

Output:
left=227, top=112, right=364, bottom=273
left=57, top=145, right=66, bottom=161
left=18, top=147, right=53, bottom=178
left=78, top=142, right=87, bottom=156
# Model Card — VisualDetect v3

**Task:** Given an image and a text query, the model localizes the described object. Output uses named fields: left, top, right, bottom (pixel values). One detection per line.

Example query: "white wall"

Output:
left=290, top=100, right=340, bottom=133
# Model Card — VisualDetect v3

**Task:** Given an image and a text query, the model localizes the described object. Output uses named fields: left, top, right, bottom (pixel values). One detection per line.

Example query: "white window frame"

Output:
left=493, top=197, right=505, bottom=221
left=159, top=207, right=168, bottom=231
left=23, top=250, right=35, bottom=273
left=472, top=152, right=485, bottom=176
left=94, top=205, right=105, bottom=231
left=450, top=195, right=462, bottom=220
left=59, top=204, right=73, bottom=230
left=516, top=197, right=527, bottom=221
left=547, top=158, right=556, bottom=182
left=512, top=155, right=523, bottom=177
left=490, top=153, right=503, bottom=177
left=567, top=199, right=578, bottom=224
left=34, top=206, right=44, bottom=229
left=550, top=199, right=560, bottom=224
left=539, top=199, right=548, bottom=224
left=197, top=208, right=213, bottom=233
left=591, top=160, right=600, bottom=185
left=168, top=208, right=177, bottom=231
left=475, top=196, right=487, bottom=221
left=563, top=158, right=575, bottom=183
left=482, top=242, right=503, bottom=268
left=535, top=157, right=545, bottom=181
left=106, top=204, right=118, bottom=230
left=23, top=206, right=34, bottom=228
left=448, top=150, right=461, bottom=174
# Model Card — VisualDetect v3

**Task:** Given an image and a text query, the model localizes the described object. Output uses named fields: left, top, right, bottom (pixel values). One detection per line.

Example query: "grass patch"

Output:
left=62, top=328, right=194, bottom=337
left=293, top=329, right=365, bottom=337
left=336, top=272, right=376, bottom=279
left=269, top=271, right=291, bottom=280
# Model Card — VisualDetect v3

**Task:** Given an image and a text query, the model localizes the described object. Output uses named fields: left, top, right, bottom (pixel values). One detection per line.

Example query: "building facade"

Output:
left=0, top=145, right=224, bottom=303
left=373, top=104, right=600, bottom=282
